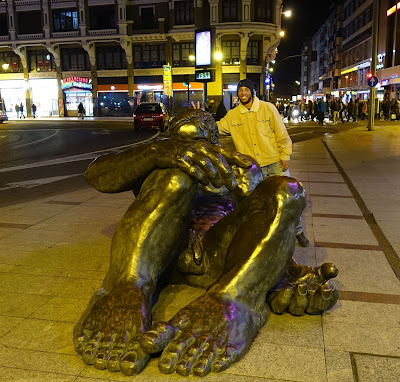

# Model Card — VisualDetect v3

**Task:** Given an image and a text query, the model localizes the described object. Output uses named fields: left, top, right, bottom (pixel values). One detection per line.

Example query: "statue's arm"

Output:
left=85, top=141, right=157, bottom=193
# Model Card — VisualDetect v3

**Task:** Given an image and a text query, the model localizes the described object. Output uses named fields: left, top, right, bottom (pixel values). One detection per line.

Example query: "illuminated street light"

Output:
left=214, top=52, right=222, bottom=61
left=189, top=55, right=195, bottom=61
left=282, top=10, right=292, bottom=18
left=268, top=67, right=274, bottom=72
left=280, top=30, right=285, bottom=37
left=2, top=63, right=9, bottom=70
left=295, top=80, right=300, bottom=85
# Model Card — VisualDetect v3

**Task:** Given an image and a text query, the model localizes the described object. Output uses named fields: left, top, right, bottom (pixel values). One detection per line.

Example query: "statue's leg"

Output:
left=141, top=176, right=307, bottom=376
left=73, top=168, right=197, bottom=376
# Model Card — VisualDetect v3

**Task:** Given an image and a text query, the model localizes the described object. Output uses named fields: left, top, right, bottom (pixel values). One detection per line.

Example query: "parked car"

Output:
left=133, top=102, right=169, bottom=131
left=0, top=99, right=8, bottom=123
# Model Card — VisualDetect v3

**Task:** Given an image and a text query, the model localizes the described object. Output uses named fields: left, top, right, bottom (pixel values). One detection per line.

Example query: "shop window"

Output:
left=89, top=5, right=116, bottom=30
left=133, top=44, right=166, bottom=69
left=28, top=50, right=55, bottom=72
left=222, top=0, right=237, bottom=22
left=0, top=52, right=21, bottom=72
left=246, top=41, right=260, bottom=65
left=61, top=48, right=91, bottom=71
left=96, top=46, right=127, bottom=70
left=254, top=0, right=272, bottom=23
left=221, top=40, right=240, bottom=65
left=172, top=42, right=195, bottom=66
left=140, top=6, right=155, bottom=29
left=175, top=1, right=193, bottom=25
left=17, top=11, right=42, bottom=34
left=53, top=9, right=78, bottom=32
left=0, top=13, right=7, bottom=35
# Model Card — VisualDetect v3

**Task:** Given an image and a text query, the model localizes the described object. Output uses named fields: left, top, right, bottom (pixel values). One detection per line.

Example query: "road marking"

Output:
left=14, top=130, right=59, bottom=148
left=0, top=173, right=83, bottom=191
left=91, top=129, right=111, bottom=135
left=0, top=130, right=160, bottom=173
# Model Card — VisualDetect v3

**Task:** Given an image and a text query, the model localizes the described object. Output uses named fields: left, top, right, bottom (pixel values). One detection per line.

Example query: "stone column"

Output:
left=42, top=0, right=50, bottom=38
left=78, top=0, right=87, bottom=36
left=239, top=32, right=249, bottom=80
left=7, top=0, right=16, bottom=40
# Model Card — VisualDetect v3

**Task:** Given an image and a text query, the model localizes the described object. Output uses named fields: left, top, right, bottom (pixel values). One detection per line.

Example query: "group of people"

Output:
left=14, top=102, right=37, bottom=118
left=277, top=97, right=400, bottom=124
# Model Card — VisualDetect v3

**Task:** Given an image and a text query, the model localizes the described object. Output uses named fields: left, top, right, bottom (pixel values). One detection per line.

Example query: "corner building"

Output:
left=0, top=0, right=284, bottom=117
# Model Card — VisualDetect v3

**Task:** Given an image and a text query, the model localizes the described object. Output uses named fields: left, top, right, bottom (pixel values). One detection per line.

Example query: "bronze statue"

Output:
left=74, top=109, right=338, bottom=377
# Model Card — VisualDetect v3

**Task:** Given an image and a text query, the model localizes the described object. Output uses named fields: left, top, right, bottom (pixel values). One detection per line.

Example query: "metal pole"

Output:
left=367, top=0, right=379, bottom=131
left=187, top=82, right=190, bottom=107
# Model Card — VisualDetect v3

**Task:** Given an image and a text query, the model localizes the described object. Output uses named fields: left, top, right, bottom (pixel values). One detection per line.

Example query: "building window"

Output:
left=222, top=0, right=237, bottom=22
left=246, top=41, right=260, bottom=65
left=175, top=1, right=193, bottom=25
left=0, top=51, right=21, bottom=72
left=134, top=44, right=166, bottom=69
left=61, top=48, right=91, bottom=71
left=28, top=50, right=55, bottom=72
left=140, top=6, right=155, bottom=29
left=222, top=40, right=240, bottom=64
left=96, top=46, right=127, bottom=70
left=254, top=0, right=272, bottom=23
left=0, top=13, right=7, bottom=35
left=53, top=9, right=78, bottom=32
left=89, top=5, right=116, bottom=30
left=17, top=11, right=42, bottom=34
left=172, top=42, right=195, bottom=66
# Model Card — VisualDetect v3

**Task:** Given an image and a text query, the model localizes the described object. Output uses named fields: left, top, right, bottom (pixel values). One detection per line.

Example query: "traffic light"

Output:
left=183, top=75, right=189, bottom=87
left=367, top=72, right=373, bottom=78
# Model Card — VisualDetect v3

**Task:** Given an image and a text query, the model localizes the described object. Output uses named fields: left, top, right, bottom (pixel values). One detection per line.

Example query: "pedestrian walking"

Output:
left=217, top=78, right=310, bottom=247
left=19, top=102, right=25, bottom=118
left=77, top=102, right=85, bottom=119
left=317, top=98, right=327, bottom=125
left=15, top=103, right=20, bottom=118
left=32, top=103, right=37, bottom=118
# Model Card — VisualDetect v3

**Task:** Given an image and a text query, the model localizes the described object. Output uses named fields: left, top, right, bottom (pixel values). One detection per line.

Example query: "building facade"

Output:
left=0, top=0, right=284, bottom=117
left=304, top=0, right=400, bottom=103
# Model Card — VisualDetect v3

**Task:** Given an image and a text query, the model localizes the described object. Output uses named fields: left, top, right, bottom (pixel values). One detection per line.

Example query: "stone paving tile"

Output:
left=0, top=272, right=72, bottom=296
left=310, top=196, right=362, bottom=216
left=0, top=344, right=85, bottom=377
left=322, top=320, right=400, bottom=356
left=312, top=217, right=379, bottom=246
left=315, top=247, right=400, bottom=294
left=307, top=172, right=344, bottom=183
left=0, top=318, right=75, bottom=354
left=353, top=353, right=400, bottom=382
left=0, top=292, right=50, bottom=317
left=307, top=182, right=352, bottom=196
left=0, top=367, right=76, bottom=381
left=0, top=316, right=24, bottom=338
left=325, top=350, right=354, bottom=382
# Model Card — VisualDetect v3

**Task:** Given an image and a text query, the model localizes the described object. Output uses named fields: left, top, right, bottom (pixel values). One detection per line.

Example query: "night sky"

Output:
left=273, top=0, right=333, bottom=96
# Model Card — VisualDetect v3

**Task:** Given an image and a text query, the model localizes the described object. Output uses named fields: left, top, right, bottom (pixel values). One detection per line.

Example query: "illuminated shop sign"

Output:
left=61, top=77, right=92, bottom=90
left=387, top=3, right=400, bottom=17
left=381, top=79, right=389, bottom=86
left=137, top=85, right=163, bottom=90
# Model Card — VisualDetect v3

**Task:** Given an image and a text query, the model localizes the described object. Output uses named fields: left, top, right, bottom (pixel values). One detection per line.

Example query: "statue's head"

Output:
left=167, top=109, right=219, bottom=144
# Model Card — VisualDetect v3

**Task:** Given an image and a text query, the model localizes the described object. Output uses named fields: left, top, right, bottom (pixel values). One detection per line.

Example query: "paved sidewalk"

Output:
left=0, top=123, right=399, bottom=381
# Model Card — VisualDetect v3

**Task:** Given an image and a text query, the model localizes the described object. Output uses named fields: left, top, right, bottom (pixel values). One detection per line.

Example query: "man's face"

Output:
left=238, top=86, right=252, bottom=105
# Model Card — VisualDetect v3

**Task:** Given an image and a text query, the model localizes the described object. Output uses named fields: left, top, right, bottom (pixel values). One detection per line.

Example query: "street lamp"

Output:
left=282, top=10, right=292, bottom=18
left=214, top=52, right=222, bottom=61
left=280, top=30, right=285, bottom=37
left=1, top=63, right=9, bottom=70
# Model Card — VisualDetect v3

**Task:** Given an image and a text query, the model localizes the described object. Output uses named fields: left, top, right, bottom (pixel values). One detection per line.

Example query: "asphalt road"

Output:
left=0, top=117, right=388, bottom=206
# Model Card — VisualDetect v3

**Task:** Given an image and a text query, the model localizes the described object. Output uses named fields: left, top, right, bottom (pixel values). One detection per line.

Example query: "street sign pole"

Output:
left=367, top=0, right=379, bottom=131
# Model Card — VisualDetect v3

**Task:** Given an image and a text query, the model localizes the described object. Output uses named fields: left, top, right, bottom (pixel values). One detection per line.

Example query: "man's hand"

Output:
left=280, top=159, right=290, bottom=172
left=151, top=139, right=253, bottom=191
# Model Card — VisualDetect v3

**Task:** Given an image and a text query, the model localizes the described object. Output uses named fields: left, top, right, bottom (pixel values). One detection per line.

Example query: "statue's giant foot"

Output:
left=73, top=285, right=152, bottom=375
left=140, top=291, right=265, bottom=377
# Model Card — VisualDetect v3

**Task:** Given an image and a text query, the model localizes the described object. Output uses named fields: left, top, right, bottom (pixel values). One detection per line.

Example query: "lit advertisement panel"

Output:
left=195, top=29, right=212, bottom=67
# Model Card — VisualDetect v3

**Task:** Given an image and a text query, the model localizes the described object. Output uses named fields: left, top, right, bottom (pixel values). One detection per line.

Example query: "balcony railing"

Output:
left=15, top=0, right=40, bottom=6
left=0, top=35, right=9, bottom=41
left=88, top=29, right=117, bottom=35
left=52, top=31, right=79, bottom=38
left=17, top=33, right=44, bottom=40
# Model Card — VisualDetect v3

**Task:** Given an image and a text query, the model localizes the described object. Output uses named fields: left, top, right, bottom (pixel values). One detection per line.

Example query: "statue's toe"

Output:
left=119, top=341, right=150, bottom=376
left=211, top=354, right=232, bottom=373
left=140, top=321, right=176, bottom=354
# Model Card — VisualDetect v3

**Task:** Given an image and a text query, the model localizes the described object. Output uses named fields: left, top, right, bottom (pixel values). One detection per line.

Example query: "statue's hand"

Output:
left=151, top=139, right=253, bottom=191
left=267, top=262, right=339, bottom=316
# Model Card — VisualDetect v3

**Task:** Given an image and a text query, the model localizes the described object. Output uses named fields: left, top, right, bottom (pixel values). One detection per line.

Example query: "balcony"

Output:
left=50, top=0, right=77, bottom=9
left=15, top=0, right=41, bottom=10
left=0, top=36, right=9, bottom=41
left=17, top=33, right=44, bottom=40
left=52, top=31, right=79, bottom=38
left=88, top=29, right=117, bottom=36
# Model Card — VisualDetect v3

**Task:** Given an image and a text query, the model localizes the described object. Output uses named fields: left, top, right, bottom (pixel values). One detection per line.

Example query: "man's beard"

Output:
left=240, top=95, right=253, bottom=105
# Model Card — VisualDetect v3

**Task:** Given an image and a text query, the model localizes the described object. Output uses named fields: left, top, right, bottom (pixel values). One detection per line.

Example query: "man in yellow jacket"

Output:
left=217, top=79, right=309, bottom=247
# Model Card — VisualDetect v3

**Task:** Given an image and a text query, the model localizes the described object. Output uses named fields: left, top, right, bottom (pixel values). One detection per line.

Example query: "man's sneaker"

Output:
left=296, top=232, right=310, bottom=247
